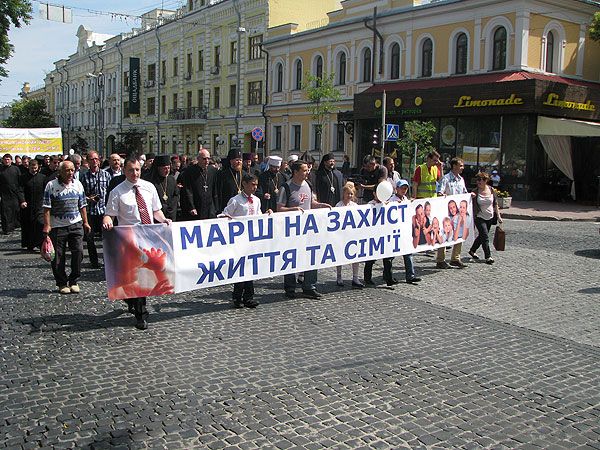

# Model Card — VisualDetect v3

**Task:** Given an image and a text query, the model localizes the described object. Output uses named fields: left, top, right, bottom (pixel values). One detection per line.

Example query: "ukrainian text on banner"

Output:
left=103, top=194, right=474, bottom=300
left=0, top=127, right=63, bottom=157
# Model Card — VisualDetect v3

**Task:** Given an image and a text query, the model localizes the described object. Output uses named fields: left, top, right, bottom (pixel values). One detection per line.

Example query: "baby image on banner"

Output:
left=103, top=224, right=175, bottom=300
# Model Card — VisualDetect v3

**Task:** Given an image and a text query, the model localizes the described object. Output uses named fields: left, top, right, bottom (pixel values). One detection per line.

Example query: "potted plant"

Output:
left=496, top=190, right=512, bottom=209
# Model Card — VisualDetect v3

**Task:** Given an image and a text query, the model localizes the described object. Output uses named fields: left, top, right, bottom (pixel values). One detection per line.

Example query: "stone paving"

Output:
left=0, top=219, right=599, bottom=449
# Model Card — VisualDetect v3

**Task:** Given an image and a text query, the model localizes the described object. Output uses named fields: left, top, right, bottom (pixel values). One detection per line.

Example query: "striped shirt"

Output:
left=80, top=169, right=112, bottom=216
left=43, top=179, right=87, bottom=228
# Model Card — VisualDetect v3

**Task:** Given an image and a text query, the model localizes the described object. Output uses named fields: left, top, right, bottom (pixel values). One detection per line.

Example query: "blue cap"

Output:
left=396, top=179, right=409, bottom=188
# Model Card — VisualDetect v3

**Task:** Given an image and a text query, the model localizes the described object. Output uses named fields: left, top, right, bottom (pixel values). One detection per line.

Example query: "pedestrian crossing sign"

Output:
left=385, top=124, right=400, bottom=141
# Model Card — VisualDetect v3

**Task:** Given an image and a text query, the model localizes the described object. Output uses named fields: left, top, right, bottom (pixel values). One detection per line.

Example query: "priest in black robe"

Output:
left=257, top=156, right=285, bottom=213
left=0, top=154, right=23, bottom=234
left=142, top=154, right=179, bottom=221
left=179, top=149, right=218, bottom=220
left=315, top=153, right=344, bottom=206
left=216, top=148, right=244, bottom=213
left=18, top=157, right=46, bottom=250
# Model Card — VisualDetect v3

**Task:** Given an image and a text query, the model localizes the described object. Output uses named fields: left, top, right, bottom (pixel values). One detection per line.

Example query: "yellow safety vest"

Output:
left=416, top=163, right=438, bottom=199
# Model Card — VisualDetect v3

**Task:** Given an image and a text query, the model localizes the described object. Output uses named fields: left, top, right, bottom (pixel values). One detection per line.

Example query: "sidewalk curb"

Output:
left=503, top=213, right=599, bottom=222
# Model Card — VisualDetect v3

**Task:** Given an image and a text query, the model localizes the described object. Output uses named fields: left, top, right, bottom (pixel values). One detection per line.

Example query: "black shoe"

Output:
left=135, top=319, right=148, bottom=330
left=285, top=291, right=296, bottom=299
left=436, top=261, right=451, bottom=269
left=386, top=278, right=399, bottom=286
left=406, top=277, right=422, bottom=283
left=449, top=260, right=467, bottom=269
left=352, top=280, right=365, bottom=288
left=244, top=298, right=259, bottom=308
left=302, top=289, right=322, bottom=299
left=364, top=279, right=376, bottom=286
left=90, top=261, right=99, bottom=269
left=233, top=299, right=244, bottom=309
left=468, top=250, right=480, bottom=260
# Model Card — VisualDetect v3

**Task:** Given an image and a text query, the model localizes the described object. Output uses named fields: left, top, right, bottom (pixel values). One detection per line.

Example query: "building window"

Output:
left=335, top=123, right=344, bottom=151
left=455, top=33, right=468, bottom=74
left=492, top=27, right=507, bottom=71
left=274, top=126, right=282, bottom=150
left=198, top=50, right=204, bottom=71
left=214, top=46, right=221, bottom=67
left=147, top=97, right=155, bottom=116
left=295, top=60, right=302, bottom=90
left=249, top=35, right=263, bottom=60
left=421, top=38, right=433, bottom=77
left=161, top=60, right=166, bottom=80
left=214, top=87, right=220, bottom=108
left=390, top=43, right=400, bottom=79
left=337, top=53, right=346, bottom=85
left=292, top=125, right=301, bottom=150
left=123, top=101, right=129, bottom=118
left=173, top=57, right=178, bottom=76
left=229, top=84, right=236, bottom=107
left=213, top=134, right=220, bottom=151
left=545, top=31, right=554, bottom=73
left=315, top=55, right=323, bottom=79
left=230, top=41, right=237, bottom=64
left=248, top=80, right=262, bottom=105
left=187, top=53, right=193, bottom=75
left=275, top=63, right=283, bottom=92
left=172, top=93, right=178, bottom=109
left=148, top=63, right=156, bottom=82
left=187, top=91, right=193, bottom=109
left=312, top=125, right=322, bottom=151
left=362, top=48, right=371, bottom=82
left=161, top=95, right=166, bottom=114
left=123, top=71, right=129, bottom=88
left=198, top=89, right=204, bottom=107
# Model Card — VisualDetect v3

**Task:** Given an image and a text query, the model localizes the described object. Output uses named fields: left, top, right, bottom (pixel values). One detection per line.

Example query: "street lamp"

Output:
left=86, top=72, right=105, bottom=158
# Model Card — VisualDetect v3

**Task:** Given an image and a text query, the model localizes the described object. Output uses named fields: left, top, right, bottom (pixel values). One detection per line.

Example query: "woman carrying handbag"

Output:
left=468, top=172, right=503, bottom=264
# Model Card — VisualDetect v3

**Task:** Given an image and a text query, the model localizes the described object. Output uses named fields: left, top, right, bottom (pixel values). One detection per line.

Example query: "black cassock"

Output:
left=315, top=168, right=344, bottom=206
left=179, top=165, right=218, bottom=220
left=257, top=170, right=285, bottom=213
left=0, top=164, right=22, bottom=234
left=146, top=174, right=179, bottom=221
left=19, top=171, right=46, bottom=249
left=216, top=168, right=243, bottom=213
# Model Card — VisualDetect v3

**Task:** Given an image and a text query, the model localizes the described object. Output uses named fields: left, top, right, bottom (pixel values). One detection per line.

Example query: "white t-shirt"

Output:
left=222, top=193, right=262, bottom=217
left=42, top=179, right=87, bottom=228
left=105, top=178, right=162, bottom=225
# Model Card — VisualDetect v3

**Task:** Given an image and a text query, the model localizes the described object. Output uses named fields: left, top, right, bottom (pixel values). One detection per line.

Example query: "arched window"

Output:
left=294, top=60, right=302, bottom=90
left=545, top=31, right=554, bottom=73
left=455, top=33, right=468, bottom=74
left=492, top=27, right=507, bottom=71
left=315, top=55, right=323, bottom=79
left=390, top=43, right=400, bottom=79
left=421, top=38, right=433, bottom=77
left=275, top=63, right=283, bottom=92
left=337, top=52, right=346, bottom=85
left=362, top=48, right=372, bottom=82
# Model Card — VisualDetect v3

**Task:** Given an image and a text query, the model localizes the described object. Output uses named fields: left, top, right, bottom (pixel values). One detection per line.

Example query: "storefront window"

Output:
left=455, top=116, right=501, bottom=185
left=501, top=115, right=527, bottom=180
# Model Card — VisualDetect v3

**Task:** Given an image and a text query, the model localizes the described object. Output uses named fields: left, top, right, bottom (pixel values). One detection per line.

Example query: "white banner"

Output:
left=104, top=194, right=474, bottom=300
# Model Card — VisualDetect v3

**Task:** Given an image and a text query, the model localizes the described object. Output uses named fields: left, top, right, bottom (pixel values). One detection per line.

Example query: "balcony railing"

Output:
left=167, top=107, right=208, bottom=121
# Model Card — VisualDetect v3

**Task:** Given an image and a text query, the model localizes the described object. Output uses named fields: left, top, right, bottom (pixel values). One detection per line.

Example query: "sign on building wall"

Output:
left=0, top=128, right=63, bottom=156
left=129, top=57, right=141, bottom=115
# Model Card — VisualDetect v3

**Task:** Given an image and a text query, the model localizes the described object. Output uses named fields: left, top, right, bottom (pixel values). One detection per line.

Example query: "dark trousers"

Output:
left=233, top=281, right=255, bottom=301
left=364, top=257, right=394, bottom=283
left=1, top=197, right=19, bottom=234
left=84, top=215, right=103, bottom=266
left=20, top=210, right=43, bottom=250
left=125, top=297, right=148, bottom=321
left=471, top=217, right=493, bottom=259
left=50, top=222, right=84, bottom=287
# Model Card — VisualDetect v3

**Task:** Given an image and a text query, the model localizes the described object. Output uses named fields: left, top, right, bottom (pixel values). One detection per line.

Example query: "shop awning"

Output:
left=537, top=116, right=600, bottom=136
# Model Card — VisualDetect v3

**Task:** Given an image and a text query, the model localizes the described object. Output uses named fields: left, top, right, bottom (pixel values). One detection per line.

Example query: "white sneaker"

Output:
left=69, top=284, right=80, bottom=293
left=58, top=286, right=71, bottom=294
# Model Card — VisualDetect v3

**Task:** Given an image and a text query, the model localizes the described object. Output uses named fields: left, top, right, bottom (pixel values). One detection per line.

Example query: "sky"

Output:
left=1, top=0, right=187, bottom=106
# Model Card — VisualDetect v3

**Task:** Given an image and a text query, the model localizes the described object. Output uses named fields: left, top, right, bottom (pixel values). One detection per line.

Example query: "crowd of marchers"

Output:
left=0, top=148, right=502, bottom=330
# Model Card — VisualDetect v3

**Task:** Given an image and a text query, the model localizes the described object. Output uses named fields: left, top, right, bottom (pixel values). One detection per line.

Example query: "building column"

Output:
left=514, top=10, right=530, bottom=70
left=576, top=23, right=586, bottom=77
left=473, top=18, right=482, bottom=73
left=405, top=30, right=413, bottom=79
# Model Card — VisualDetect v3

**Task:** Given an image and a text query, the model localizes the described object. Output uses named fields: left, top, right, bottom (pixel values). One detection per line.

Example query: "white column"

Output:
left=514, top=10, right=530, bottom=70
left=576, top=23, right=586, bottom=77
left=473, top=18, right=482, bottom=72
left=405, top=30, right=412, bottom=79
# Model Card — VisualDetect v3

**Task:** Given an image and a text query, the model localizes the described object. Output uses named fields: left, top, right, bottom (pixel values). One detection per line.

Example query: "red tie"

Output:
left=133, top=185, right=152, bottom=224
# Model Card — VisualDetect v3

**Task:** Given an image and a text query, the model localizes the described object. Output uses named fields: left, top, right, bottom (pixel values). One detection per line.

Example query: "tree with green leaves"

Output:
left=396, top=120, right=437, bottom=176
left=589, top=11, right=600, bottom=41
left=0, top=0, right=32, bottom=81
left=2, top=98, right=56, bottom=128
left=302, top=72, right=342, bottom=155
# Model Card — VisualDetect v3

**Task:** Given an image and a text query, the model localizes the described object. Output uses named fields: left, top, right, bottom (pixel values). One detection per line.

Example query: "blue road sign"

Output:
left=251, top=127, right=264, bottom=141
left=385, top=124, right=400, bottom=141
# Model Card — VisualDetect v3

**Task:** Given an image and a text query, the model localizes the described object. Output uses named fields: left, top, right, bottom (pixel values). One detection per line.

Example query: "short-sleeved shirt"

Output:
left=452, top=214, right=471, bottom=238
left=278, top=180, right=313, bottom=210
left=438, top=172, right=467, bottom=196
left=105, top=178, right=162, bottom=225
left=223, top=193, right=262, bottom=217
left=80, top=168, right=112, bottom=216
left=43, top=178, right=87, bottom=228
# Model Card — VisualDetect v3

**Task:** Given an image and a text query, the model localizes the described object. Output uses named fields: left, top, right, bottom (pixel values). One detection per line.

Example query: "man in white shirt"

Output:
left=436, top=157, right=468, bottom=269
left=103, top=157, right=172, bottom=330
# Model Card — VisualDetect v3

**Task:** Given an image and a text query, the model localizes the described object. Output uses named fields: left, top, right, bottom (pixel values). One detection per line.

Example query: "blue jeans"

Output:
left=284, top=269, right=317, bottom=292
left=403, top=254, right=416, bottom=280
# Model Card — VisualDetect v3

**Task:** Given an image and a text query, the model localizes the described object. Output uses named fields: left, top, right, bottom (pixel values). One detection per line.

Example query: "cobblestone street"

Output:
left=0, top=219, right=599, bottom=449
